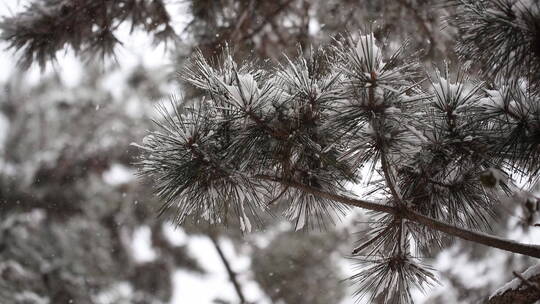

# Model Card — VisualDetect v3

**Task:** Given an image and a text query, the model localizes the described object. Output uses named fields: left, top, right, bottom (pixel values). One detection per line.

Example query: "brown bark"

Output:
left=488, top=271, right=540, bottom=304
left=255, top=175, right=540, bottom=259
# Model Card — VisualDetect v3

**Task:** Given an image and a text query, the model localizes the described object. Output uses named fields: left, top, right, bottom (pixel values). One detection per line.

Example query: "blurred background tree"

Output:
left=0, top=0, right=538, bottom=303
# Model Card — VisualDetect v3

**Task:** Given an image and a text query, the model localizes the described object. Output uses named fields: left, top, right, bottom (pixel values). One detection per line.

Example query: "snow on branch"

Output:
left=489, top=264, right=540, bottom=304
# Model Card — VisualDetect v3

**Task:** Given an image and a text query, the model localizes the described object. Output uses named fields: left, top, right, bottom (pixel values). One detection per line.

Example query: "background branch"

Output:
left=210, top=235, right=247, bottom=304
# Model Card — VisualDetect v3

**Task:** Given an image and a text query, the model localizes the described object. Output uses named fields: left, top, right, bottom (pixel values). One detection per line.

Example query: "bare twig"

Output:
left=209, top=236, right=247, bottom=304
left=512, top=271, right=540, bottom=292
left=396, top=0, right=435, bottom=58
left=240, top=0, right=294, bottom=41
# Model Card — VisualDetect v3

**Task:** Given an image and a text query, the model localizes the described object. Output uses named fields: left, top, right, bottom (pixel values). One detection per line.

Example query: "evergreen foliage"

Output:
left=137, top=2, right=540, bottom=300
left=0, top=0, right=176, bottom=69
left=2, top=0, right=540, bottom=302
left=452, top=0, right=540, bottom=91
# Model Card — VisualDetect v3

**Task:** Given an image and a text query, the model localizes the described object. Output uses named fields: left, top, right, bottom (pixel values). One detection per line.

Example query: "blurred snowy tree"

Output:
left=1, top=0, right=454, bottom=68
left=251, top=230, right=347, bottom=304
left=0, top=0, right=177, bottom=69
left=0, top=68, right=207, bottom=303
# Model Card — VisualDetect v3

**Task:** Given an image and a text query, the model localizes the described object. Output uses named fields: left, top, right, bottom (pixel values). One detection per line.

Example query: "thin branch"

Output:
left=255, top=175, right=540, bottom=258
left=266, top=185, right=289, bottom=206
left=427, top=178, right=454, bottom=188
left=512, top=271, right=540, bottom=292
left=402, top=208, right=540, bottom=259
left=396, top=0, right=435, bottom=58
left=230, top=0, right=255, bottom=42
left=255, top=174, right=396, bottom=214
left=380, top=154, right=404, bottom=205
left=239, top=0, right=294, bottom=41
left=209, top=235, right=247, bottom=304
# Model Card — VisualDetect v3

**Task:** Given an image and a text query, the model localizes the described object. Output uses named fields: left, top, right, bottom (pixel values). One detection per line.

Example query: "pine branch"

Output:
left=0, top=0, right=177, bottom=69
left=255, top=175, right=395, bottom=214
left=403, top=209, right=540, bottom=259
left=136, top=30, right=540, bottom=302
left=255, top=174, right=540, bottom=258
left=450, top=0, right=540, bottom=91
